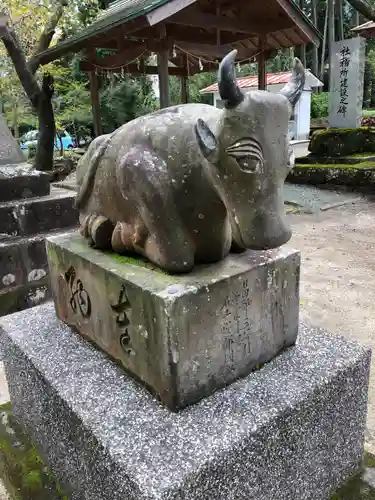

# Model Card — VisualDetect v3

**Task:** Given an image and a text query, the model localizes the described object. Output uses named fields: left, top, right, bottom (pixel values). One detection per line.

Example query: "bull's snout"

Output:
left=236, top=211, right=292, bottom=250
left=256, top=223, right=292, bottom=250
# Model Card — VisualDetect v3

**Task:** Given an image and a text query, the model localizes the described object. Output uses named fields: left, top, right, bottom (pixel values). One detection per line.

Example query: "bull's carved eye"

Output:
left=226, top=137, right=264, bottom=173
left=236, top=156, right=261, bottom=173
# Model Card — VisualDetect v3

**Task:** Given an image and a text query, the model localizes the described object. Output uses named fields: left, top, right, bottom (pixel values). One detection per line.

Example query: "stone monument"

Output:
left=0, top=112, right=25, bottom=166
left=0, top=51, right=371, bottom=499
left=329, top=37, right=366, bottom=129
left=0, top=113, right=78, bottom=316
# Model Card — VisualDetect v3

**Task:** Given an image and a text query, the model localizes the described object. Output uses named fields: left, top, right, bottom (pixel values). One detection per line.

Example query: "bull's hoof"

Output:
left=111, top=222, right=127, bottom=253
left=90, top=216, right=115, bottom=250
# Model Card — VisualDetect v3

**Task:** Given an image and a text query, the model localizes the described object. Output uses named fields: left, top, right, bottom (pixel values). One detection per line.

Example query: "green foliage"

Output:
left=310, top=92, right=329, bottom=119
left=28, top=143, right=37, bottom=158
left=56, top=82, right=93, bottom=139
left=99, top=75, right=157, bottom=133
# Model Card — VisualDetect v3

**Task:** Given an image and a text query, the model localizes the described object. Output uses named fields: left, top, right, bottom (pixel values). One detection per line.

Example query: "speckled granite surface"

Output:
left=0, top=302, right=371, bottom=500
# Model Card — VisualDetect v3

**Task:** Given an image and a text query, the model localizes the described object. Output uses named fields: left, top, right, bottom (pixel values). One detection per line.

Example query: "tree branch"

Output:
left=0, top=22, right=40, bottom=108
left=346, top=0, right=375, bottom=21
left=28, top=0, right=69, bottom=73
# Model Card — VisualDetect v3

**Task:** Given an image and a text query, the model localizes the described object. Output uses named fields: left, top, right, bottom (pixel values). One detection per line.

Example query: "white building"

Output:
left=200, top=70, right=323, bottom=141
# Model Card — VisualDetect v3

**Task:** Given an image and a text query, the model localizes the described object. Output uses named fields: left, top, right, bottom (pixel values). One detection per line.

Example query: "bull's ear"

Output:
left=195, top=118, right=218, bottom=159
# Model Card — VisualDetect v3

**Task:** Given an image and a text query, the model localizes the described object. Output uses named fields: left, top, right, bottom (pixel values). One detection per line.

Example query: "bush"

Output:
left=28, top=143, right=37, bottom=159
left=310, top=92, right=329, bottom=119
left=362, top=116, right=375, bottom=127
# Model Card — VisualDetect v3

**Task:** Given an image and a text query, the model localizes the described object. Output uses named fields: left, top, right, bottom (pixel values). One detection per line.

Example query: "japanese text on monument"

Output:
left=328, top=37, right=365, bottom=128
left=337, top=45, right=351, bottom=117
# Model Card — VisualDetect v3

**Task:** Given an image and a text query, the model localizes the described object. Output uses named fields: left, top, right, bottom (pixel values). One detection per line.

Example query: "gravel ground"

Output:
left=288, top=197, right=375, bottom=451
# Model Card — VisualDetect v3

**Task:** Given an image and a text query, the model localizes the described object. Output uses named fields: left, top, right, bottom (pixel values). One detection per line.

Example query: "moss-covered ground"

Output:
left=0, top=402, right=68, bottom=499
left=331, top=453, right=375, bottom=499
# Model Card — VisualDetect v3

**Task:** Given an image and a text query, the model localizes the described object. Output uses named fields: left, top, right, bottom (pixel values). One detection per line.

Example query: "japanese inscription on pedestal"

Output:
left=111, top=284, right=134, bottom=356
left=65, top=266, right=91, bottom=318
left=221, top=279, right=256, bottom=364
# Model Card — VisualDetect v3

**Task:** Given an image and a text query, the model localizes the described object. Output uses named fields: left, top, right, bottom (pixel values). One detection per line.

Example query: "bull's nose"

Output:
left=247, top=221, right=292, bottom=250
left=265, top=225, right=292, bottom=249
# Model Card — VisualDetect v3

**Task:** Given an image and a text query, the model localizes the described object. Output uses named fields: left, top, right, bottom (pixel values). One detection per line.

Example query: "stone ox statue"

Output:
left=75, top=50, right=305, bottom=273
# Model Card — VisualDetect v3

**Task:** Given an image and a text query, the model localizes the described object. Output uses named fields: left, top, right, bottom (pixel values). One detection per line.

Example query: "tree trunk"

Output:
left=1, top=27, right=55, bottom=171
left=28, top=0, right=68, bottom=73
left=370, top=71, right=375, bottom=107
left=355, top=9, right=360, bottom=30
left=311, top=0, right=318, bottom=77
left=337, top=0, right=344, bottom=40
left=35, top=74, right=55, bottom=171
left=320, top=6, right=328, bottom=81
left=345, top=0, right=375, bottom=21
left=1, top=1, right=68, bottom=171
left=328, top=0, right=335, bottom=91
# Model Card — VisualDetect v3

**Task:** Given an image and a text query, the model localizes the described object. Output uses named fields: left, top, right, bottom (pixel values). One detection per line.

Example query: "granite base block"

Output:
left=0, top=303, right=371, bottom=500
left=46, top=233, right=300, bottom=410
left=0, top=189, right=77, bottom=237
left=0, top=164, right=50, bottom=202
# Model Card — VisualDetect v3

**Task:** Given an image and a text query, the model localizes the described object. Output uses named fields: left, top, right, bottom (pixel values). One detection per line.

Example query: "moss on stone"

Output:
left=104, top=252, right=171, bottom=275
left=0, top=401, right=68, bottom=499
left=309, top=127, right=375, bottom=157
left=0, top=290, right=20, bottom=317
left=348, top=152, right=375, bottom=158
left=288, top=162, right=375, bottom=190
left=295, top=161, right=375, bottom=169
left=331, top=452, right=375, bottom=499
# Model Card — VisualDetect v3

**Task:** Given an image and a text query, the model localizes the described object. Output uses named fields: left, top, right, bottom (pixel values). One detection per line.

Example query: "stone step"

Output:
left=0, top=164, right=50, bottom=202
left=0, top=188, right=78, bottom=239
left=0, top=227, right=78, bottom=317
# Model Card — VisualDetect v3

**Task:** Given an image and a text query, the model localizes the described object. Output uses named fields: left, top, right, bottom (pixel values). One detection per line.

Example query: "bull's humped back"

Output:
left=107, top=103, right=221, bottom=160
left=75, top=102, right=222, bottom=217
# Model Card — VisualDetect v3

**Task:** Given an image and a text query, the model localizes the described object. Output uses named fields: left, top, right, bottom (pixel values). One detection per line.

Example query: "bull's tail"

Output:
left=75, top=134, right=113, bottom=210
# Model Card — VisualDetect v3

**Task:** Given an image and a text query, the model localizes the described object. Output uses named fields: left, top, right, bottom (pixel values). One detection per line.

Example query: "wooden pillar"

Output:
left=157, top=47, right=169, bottom=108
left=89, top=71, right=102, bottom=137
left=181, top=55, right=189, bottom=103
left=258, top=36, right=266, bottom=90
left=181, top=76, right=189, bottom=103
left=311, top=0, right=318, bottom=77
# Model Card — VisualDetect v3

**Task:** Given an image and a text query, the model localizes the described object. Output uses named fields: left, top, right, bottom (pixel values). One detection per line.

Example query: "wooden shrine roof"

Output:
left=351, top=20, right=375, bottom=38
left=31, top=0, right=321, bottom=73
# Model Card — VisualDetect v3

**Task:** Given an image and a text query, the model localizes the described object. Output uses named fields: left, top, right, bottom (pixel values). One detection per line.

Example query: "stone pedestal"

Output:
left=0, top=303, right=370, bottom=500
left=46, top=233, right=300, bottom=410
left=0, top=165, right=78, bottom=317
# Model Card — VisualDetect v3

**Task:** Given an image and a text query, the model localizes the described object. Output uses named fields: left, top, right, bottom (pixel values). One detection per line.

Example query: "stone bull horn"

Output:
left=279, top=57, right=306, bottom=107
left=218, top=49, right=244, bottom=109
